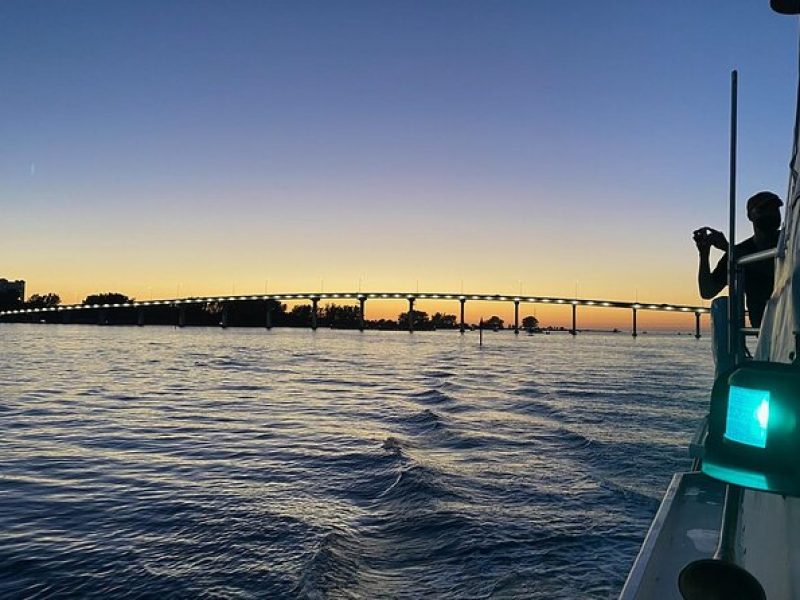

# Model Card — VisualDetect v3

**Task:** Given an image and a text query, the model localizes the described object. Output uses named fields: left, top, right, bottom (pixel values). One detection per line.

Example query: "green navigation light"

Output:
left=701, top=361, right=800, bottom=497
left=724, top=386, right=770, bottom=448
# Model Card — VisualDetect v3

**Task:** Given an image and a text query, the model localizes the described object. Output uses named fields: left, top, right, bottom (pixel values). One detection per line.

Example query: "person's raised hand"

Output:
left=693, top=227, right=729, bottom=254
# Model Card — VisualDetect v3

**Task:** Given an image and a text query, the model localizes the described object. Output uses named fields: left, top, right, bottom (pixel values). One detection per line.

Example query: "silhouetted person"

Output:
left=693, top=191, right=782, bottom=328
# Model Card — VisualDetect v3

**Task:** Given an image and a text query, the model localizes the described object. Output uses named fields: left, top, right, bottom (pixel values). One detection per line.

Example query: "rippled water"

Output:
left=0, top=324, right=714, bottom=599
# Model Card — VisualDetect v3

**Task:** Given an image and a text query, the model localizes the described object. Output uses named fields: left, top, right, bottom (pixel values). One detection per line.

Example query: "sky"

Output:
left=2, top=1, right=799, bottom=329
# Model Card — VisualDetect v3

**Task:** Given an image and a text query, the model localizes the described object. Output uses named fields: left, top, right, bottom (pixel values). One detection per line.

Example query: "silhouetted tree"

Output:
left=522, top=316, right=539, bottom=329
left=83, top=292, right=133, bottom=305
left=26, top=293, right=61, bottom=308
left=430, top=312, right=457, bottom=329
left=290, top=304, right=313, bottom=325
left=397, top=310, right=431, bottom=330
left=484, top=315, right=504, bottom=329
left=322, top=303, right=361, bottom=328
left=371, top=318, right=399, bottom=330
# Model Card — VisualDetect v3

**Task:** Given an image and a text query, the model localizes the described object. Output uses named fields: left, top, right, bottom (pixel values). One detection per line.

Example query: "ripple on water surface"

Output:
left=0, top=326, right=713, bottom=598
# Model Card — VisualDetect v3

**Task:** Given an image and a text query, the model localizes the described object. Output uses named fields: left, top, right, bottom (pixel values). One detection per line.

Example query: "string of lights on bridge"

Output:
left=0, top=291, right=709, bottom=316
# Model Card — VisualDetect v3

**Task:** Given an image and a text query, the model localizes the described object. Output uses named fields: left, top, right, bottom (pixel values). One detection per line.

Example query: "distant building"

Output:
left=0, top=278, right=25, bottom=307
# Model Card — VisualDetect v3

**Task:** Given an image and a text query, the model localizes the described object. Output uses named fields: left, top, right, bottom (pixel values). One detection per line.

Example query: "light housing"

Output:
left=702, top=361, right=800, bottom=496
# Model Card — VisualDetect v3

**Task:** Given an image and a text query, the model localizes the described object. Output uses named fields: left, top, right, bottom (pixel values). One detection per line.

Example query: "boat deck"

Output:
left=619, top=472, right=726, bottom=599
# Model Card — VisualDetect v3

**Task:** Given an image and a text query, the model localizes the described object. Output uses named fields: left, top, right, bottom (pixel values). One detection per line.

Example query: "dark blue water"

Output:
left=0, top=325, right=713, bottom=598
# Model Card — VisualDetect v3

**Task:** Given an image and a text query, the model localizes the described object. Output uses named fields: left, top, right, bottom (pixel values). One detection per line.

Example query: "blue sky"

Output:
left=1, top=1, right=798, bottom=323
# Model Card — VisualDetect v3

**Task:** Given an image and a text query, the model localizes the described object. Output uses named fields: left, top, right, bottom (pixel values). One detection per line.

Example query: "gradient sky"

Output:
left=2, top=1, right=799, bottom=328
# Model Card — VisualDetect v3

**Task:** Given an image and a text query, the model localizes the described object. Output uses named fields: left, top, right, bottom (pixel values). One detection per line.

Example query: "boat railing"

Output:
left=689, top=415, right=709, bottom=471
left=730, top=245, right=780, bottom=347
left=736, top=247, right=778, bottom=266
left=698, top=246, right=778, bottom=461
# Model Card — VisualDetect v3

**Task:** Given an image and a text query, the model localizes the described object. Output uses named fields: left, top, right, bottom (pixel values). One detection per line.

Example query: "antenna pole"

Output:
left=728, top=70, right=739, bottom=363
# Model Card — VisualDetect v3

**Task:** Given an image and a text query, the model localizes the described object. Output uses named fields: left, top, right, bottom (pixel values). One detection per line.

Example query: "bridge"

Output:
left=0, top=291, right=710, bottom=338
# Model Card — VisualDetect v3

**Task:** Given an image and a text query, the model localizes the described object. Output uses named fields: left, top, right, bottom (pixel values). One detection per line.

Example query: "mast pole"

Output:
left=728, top=70, right=739, bottom=364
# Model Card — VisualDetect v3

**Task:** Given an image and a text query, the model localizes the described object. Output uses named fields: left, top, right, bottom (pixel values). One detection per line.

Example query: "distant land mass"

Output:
left=1, top=289, right=546, bottom=331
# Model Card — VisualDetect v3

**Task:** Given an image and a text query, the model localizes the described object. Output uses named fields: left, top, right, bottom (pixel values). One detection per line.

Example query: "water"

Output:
left=0, top=325, right=714, bottom=599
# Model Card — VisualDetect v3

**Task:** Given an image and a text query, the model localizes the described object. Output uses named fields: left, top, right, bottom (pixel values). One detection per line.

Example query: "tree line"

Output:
left=2, top=290, right=542, bottom=330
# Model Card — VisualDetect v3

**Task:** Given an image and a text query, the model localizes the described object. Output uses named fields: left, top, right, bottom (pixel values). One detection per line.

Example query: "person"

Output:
left=693, top=191, right=782, bottom=328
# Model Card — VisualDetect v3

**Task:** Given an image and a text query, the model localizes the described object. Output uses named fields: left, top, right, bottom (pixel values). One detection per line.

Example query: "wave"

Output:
left=291, top=528, right=362, bottom=599
left=409, top=388, right=456, bottom=405
left=396, top=408, right=445, bottom=434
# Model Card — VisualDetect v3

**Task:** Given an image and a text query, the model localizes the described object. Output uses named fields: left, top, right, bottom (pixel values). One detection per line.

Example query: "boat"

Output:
left=621, top=2, right=800, bottom=598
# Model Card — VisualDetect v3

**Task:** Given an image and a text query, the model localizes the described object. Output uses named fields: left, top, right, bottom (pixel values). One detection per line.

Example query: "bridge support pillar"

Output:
left=632, top=307, right=638, bottom=338
left=514, top=301, right=520, bottom=335
left=359, top=297, right=366, bottom=332
left=408, top=297, right=415, bottom=333
left=459, top=298, right=466, bottom=334
left=137, top=307, right=145, bottom=327
left=221, top=303, right=229, bottom=329
left=695, top=312, right=701, bottom=339
left=178, top=305, right=186, bottom=328
left=311, top=298, right=318, bottom=331
left=265, top=304, right=273, bottom=330
left=570, top=304, right=577, bottom=336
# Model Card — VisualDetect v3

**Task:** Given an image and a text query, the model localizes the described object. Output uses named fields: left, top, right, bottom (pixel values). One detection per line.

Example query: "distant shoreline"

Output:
left=0, top=321, right=705, bottom=336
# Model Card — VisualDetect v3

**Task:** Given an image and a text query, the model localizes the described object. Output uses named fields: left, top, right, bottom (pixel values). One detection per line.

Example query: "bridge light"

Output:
left=680, top=307, right=690, bottom=311
left=571, top=300, right=578, bottom=305
left=665, top=306, right=675, bottom=310
left=601, top=302, right=610, bottom=306
left=542, top=299, right=551, bottom=303
left=499, top=296, right=507, bottom=301
left=471, top=295, right=481, bottom=300
left=527, top=297, right=536, bottom=302
left=633, top=304, right=641, bottom=309
left=556, top=299, right=564, bottom=304
left=393, top=294, right=401, bottom=298
left=586, top=301, right=595, bottom=305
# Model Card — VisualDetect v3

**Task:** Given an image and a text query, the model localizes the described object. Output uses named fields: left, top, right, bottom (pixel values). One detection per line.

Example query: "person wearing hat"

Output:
left=693, top=190, right=783, bottom=327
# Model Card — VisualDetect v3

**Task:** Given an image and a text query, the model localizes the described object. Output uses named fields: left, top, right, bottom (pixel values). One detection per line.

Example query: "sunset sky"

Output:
left=2, top=1, right=798, bottom=329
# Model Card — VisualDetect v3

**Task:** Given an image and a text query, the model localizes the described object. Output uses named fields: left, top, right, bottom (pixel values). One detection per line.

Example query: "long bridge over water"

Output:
left=0, top=291, right=710, bottom=338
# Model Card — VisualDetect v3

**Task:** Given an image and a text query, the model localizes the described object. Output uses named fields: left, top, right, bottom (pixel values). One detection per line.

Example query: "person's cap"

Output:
left=747, top=191, right=783, bottom=212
